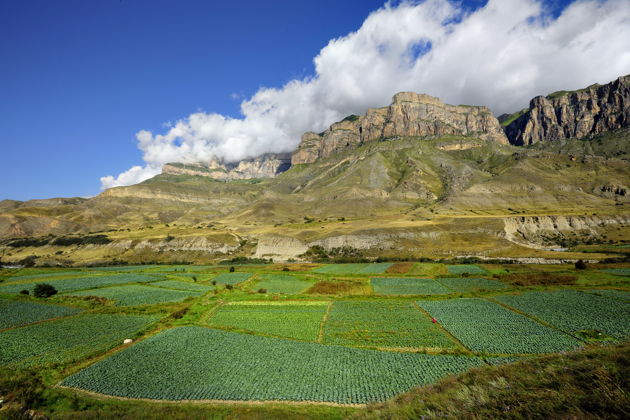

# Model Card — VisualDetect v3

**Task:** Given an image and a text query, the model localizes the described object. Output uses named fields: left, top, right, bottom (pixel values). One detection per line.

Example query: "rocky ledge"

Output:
left=162, top=153, right=291, bottom=180
left=291, top=92, right=508, bottom=165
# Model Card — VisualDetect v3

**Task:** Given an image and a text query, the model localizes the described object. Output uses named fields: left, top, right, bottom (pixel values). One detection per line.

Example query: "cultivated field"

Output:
left=0, top=261, right=628, bottom=413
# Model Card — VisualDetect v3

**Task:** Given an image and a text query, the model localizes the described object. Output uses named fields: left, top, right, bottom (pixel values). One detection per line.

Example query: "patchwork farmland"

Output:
left=0, top=261, right=629, bottom=413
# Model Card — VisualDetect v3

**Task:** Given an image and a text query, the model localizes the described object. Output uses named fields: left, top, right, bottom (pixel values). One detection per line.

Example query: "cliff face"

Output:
left=505, top=75, right=630, bottom=146
left=291, top=92, right=508, bottom=165
left=162, top=153, right=291, bottom=180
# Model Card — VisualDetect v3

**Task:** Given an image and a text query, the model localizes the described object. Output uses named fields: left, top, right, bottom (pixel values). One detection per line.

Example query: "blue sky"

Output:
left=1, top=0, right=626, bottom=201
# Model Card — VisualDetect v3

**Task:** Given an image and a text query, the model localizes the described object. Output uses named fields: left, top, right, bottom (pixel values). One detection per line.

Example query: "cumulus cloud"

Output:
left=101, top=0, right=630, bottom=189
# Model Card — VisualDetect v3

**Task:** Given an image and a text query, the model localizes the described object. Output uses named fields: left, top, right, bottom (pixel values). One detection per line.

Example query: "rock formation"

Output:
left=504, top=75, right=630, bottom=145
left=292, top=92, right=508, bottom=165
left=162, top=153, right=291, bottom=180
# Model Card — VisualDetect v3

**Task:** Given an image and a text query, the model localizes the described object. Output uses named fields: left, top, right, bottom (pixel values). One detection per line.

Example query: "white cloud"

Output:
left=101, top=0, right=630, bottom=189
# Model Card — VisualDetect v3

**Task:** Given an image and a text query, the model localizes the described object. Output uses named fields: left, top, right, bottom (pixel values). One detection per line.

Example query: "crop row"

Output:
left=313, top=263, right=392, bottom=275
left=496, top=290, right=630, bottom=340
left=151, top=279, right=215, bottom=293
left=418, top=298, right=581, bottom=354
left=371, top=278, right=451, bottom=295
left=61, top=326, right=484, bottom=404
left=0, top=314, right=157, bottom=367
left=446, top=265, right=487, bottom=275
left=0, top=299, right=82, bottom=330
left=435, top=277, right=508, bottom=293
left=212, top=273, right=252, bottom=285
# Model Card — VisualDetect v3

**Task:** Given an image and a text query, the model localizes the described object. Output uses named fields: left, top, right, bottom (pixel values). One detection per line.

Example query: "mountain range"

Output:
left=1, top=75, right=628, bottom=266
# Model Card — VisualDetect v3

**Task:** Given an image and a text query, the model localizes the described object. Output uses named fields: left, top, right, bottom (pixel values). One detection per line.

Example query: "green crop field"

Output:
left=0, top=274, right=162, bottom=294
left=436, top=277, right=509, bottom=293
left=61, top=326, right=484, bottom=404
left=0, top=299, right=82, bottom=330
left=313, top=263, right=392, bottom=275
left=251, top=274, right=311, bottom=294
left=496, top=290, right=630, bottom=340
left=601, top=268, right=630, bottom=277
left=585, top=289, right=630, bottom=302
left=209, top=302, right=327, bottom=341
left=7, top=271, right=95, bottom=281
left=89, top=265, right=161, bottom=272
left=446, top=265, right=487, bottom=275
left=212, top=272, right=252, bottom=285
left=0, top=314, right=157, bottom=367
left=65, top=285, right=201, bottom=306
left=151, top=280, right=214, bottom=293
left=323, top=301, right=458, bottom=349
left=371, top=277, right=452, bottom=295
left=418, top=298, right=581, bottom=354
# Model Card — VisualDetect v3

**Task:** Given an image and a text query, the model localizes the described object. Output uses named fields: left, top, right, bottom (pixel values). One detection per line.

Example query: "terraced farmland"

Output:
left=212, top=272, right=252, bottom=285
left=496, top=290, right=630, bottom=340
left=251, top=274, right=312, bottom=294
left=418, top=298, right=580, bottom=354
left=0, top=299, right=82, bottom=330
left=436, top=277, right=509, bottom=293
left=65, top=285, right=201, bottom=306
left=209, top=302, right=327, bottom=341
left=323, top=301, right=458, bottom=349
left=313, top=263, right=393, bottom=275
left=0, top=273, right=162, bottom=294
left=371, top=277, right=451, bottom=295
left=0, top=314, right=157, bottom=367
left=7, top=271, right=95, bottom=281
left=446, top=265, right=487, bottom=275
left=61, top=326, right=484, bottom=404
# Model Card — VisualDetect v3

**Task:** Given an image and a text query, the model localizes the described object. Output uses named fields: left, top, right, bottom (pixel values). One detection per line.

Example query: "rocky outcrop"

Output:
left=162, top=153, right=291, bottom=180
left=291, top=92, right=508, bottom=164
left=502, top=214, right=630, bottom=249
left=505, top=75, right=630, bottom=145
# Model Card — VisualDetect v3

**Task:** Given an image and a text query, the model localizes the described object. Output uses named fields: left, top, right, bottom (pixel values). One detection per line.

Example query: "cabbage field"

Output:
left=418, top=298, right=581, bottom=354
left=251, top=274, right=312, bottom=294
left=435, top=277, right=508, bottom=292
left=0, top=299, right=82, bottom=330
left=496, top=290, right=630, bottom=340
left=65, top=284, right=201, bottom=306
left=61, top=326, right=484, bottom=404
left=0, top=314, right=157, bottom=367
left=313, top=263, right=393, bottom=275
left=0, top=273, right=162, bottom=294
left=212, top=272, right=252, bottom=285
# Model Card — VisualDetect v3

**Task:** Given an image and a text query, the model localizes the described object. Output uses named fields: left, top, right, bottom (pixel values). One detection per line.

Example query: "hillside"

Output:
left=0, top=77, right=629, bottom=266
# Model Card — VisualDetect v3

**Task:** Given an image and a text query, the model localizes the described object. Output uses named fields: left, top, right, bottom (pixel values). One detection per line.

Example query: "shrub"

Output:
left=165, top=235, right=175, bottom=242
left=282, top=267, right=290, bottom=272
left=171, top=307, right=189, bottom=319
left=229, top=266, right=235, bottom=273
left=258, top=288, right=267, bottom=294
left=20, top=289, right=29, bottom=295
left=211, top=281, right=217, bottom=286
left=226, top=284, right=234, bottom=290
left=33, top=283, right=57, bottom=298
left=575, top=259, right=587, bottom=270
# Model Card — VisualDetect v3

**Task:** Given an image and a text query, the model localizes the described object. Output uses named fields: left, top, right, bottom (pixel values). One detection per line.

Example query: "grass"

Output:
left=418, top=298, right=581, bottom=354
left=0, top=314, right=157, bottom=367
left=65, top=285, right=201, bottom=306
left=371, top=277, right=452, bottom=295
left=0, top=299, right=82, bottom=330
left=252, top=274, right=312, bottom=294
left=435, top=277, right=509, bottom=292
left=61, top=326, right=484, bottom=404
left=496, top=290, right=630, bottom=340
left=323, top=301, right=458, bottom=349
left=307, top=280, right=366, bottom=295
left=209, top=302, right=328, bottom=341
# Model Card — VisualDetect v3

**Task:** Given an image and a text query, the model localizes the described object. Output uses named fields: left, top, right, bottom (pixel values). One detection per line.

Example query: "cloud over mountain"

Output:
left=101, top=0, right=630, bottom=189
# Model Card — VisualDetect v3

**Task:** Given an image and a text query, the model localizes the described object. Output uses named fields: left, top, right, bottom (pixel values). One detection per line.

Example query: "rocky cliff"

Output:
left=504, top=75, right=630, bottom=145
left=162, top=153, right=291, bottom=180
left=292, top=92, right=508, bottom=165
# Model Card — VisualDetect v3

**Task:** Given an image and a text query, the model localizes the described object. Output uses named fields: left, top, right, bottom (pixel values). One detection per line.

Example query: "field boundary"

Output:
left=56, top=385, right=368, bottom=408
left=317, top=301, right=333, bottom=343
left=411, top=301, right=471, bottom=353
